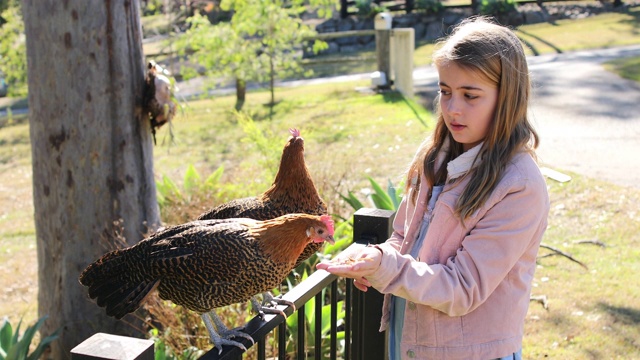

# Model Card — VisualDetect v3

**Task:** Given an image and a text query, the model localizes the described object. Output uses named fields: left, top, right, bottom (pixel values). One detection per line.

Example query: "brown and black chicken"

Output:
left=79, top=213, right=335, bottom=353
left=198, top=128, right=328, bottom=266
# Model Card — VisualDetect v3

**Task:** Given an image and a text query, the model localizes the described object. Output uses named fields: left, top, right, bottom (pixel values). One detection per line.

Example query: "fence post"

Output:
left=70, top=333, right=154, bottom=360
left=374, top=13, right=393, bottom=90
left=351, top=208, right=395, bottom=360
left=390, top=28, right=415, bottom=97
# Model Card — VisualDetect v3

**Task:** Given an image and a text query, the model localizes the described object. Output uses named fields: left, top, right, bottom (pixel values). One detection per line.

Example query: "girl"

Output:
left=318, top=17, right=550, bottom=360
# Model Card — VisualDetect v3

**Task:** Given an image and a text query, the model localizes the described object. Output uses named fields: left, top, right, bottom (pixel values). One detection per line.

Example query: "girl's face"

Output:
left=437, top=62, right=498, bottom=151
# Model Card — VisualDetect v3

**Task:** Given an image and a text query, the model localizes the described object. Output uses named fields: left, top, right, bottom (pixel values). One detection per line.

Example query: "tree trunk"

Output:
left=235, top=77, right=246, bottom=111
left=269, top=53, right=275, bottom=106
left=23, top=0, right=160, bottom=358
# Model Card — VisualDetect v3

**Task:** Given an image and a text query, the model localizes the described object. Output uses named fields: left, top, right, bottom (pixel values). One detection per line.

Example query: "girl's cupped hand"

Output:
left=316, top=245, right=383, bottom=292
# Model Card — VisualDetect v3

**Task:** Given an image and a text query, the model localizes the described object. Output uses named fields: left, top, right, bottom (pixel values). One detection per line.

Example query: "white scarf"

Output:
left=447, top=142, right=483, bottom=180
left=434, top=138, right=483, bottom=181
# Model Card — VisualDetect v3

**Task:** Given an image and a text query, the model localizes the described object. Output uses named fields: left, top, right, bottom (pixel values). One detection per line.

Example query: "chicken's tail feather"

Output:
left=105, top=279, right=160, bottom=319
left=79, top=249, right=156, bottom=319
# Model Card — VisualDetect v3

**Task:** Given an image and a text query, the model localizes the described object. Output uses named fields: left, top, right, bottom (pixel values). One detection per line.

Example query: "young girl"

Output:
left=317, top=17, right=550, bottom=360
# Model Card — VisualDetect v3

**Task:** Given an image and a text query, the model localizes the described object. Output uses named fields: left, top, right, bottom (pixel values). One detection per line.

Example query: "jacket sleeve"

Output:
left=366, top=175, right=549, bottom=316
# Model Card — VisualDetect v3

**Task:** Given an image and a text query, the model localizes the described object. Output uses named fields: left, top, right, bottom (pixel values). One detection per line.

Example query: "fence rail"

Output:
left=71, top=208, right=395, bottom=360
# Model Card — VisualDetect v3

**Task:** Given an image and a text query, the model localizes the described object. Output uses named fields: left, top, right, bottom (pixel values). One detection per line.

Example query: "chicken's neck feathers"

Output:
left=262, top=166, right=318, bottom=199
left=251, top=220, right=313, bottom=264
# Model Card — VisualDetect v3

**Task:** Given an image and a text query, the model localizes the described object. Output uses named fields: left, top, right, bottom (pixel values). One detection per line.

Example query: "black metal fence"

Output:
left=71, top=208, right=395, bottom=360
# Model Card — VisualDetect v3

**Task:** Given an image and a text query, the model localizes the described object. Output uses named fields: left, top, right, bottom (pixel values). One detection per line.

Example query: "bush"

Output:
left=354, top=0, right=388, bottom=18
left=0, top=316, right=59, bottom=360
left=414, top=0, right=445, bottom=14
left=478, top=0, right=517, bottom=16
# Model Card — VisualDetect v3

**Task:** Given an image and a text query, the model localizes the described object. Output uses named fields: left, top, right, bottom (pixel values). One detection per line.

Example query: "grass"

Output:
left=604, top=55, right=640, bottom=81
left=1, top=5, right=640, bottom=358
left=525, top=176, right=640, bottom=358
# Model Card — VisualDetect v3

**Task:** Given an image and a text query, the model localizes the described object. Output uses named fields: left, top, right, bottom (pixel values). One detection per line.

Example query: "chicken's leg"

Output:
left=201, top=311, right=254, bottom=354
left=250, top=292, right=296, bottom=318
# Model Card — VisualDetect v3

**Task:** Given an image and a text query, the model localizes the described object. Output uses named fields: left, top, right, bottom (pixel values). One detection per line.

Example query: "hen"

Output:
left=79, top=213, right=335, bottom=352
left=197, top=128, right=328, bottom=266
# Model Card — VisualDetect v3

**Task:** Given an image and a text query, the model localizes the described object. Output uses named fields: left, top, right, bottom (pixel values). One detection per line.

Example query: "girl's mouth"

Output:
left=449, top=122, right=466, bottom=131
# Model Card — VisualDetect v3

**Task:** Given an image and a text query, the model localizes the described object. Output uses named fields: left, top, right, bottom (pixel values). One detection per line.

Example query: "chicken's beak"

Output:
left=313, top=234, right=335, bottom=245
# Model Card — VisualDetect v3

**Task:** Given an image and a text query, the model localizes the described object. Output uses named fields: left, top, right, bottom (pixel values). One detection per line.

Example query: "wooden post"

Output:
left=351, top=208, right=395, bottom=360
left=390, top=28, right=415, bottom=97
left=70, top=333, right=154, bottom=360
left=374, top=12, right=393, bottom=90
left=375, top=29, right=391, bottom=89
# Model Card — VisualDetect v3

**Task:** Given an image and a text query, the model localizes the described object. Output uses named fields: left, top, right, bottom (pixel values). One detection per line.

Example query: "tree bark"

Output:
left=23, top=0, right=160, bottom=358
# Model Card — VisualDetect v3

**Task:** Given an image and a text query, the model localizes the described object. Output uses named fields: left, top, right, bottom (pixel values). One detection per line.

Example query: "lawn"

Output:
left=2, top=5, right=640, bottom=359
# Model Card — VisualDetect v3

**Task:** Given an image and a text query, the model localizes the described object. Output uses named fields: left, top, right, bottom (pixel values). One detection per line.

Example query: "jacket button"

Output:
left=408, top=302, right=416, bottom=310
left=407, top=350, right=416, bottom=358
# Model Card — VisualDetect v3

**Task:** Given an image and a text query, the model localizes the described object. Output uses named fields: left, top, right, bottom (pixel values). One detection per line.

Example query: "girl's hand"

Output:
left=316, top=246, right=382, bottom=291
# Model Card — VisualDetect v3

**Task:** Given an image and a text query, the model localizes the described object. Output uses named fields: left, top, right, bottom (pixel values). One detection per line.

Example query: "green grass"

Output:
left=525, top=176, right=640, bottom=359
left=604, top=55, right=640, bottom=81
left=2, top=6, right=640, bottom=358
left=516, top=6, right=640, bottom=56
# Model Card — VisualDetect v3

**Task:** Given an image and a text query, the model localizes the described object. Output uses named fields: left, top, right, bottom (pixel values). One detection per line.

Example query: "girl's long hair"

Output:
left=406, top=17, right=539, bottom=220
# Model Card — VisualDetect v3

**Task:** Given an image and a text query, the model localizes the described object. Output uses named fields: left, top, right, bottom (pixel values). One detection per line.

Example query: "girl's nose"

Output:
left=444, top=96, right=461, bottom=116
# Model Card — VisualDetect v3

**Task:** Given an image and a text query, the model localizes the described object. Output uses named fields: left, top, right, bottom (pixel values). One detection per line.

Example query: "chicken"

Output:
left=197, top=128, right=328, bottom=266
left=79, top=213, right=335, bottom=353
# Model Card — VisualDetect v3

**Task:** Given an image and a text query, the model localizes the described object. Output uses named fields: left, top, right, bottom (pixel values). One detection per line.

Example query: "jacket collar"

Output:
left=448, top=142, right=483, bottom=180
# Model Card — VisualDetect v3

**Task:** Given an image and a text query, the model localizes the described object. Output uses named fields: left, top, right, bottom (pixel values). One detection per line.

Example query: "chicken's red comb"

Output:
left=289, top=128, right=300, bottom=137
left=320, top=215, right=334, bottom=235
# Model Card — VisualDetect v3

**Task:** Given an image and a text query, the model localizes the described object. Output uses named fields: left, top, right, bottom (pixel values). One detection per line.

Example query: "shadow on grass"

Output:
left=518, top=29, right=564, bottom=55
left=381, top=90, right=430, bottom=129
left=619, top=4, right=640, bottom=31
left=598, top=302, right=640, bottom=325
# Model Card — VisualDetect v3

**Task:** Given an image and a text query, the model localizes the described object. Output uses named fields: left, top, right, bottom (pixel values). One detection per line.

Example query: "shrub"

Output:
left=0, top=316, right=59, bottom=360
left=414, top=0, right=445, bottom=14
left=354, top=0, right=388, bottom=18
left=478, top=0, right=517, bottom=16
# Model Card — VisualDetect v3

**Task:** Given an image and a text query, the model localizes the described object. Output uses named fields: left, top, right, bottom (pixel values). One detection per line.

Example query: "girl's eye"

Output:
left=465, top=93, right=479, bottom=99
left=438, top=89, right=450, bottom=96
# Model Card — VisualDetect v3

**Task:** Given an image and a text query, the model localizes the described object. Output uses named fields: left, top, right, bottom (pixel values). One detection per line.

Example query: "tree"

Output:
left=175, top=0, right=327, bottom=110
left=22, top=0, right=161, bottom=357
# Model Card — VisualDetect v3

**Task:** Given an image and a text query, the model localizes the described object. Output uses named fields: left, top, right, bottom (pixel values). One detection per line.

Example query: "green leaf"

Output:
left=183, top=164, right=201, bottom=195
left=339, top=191, right=364, bottom=211
left=0, top=318, right=13, bottom=356
left=157, top=175, right=182, bottom=201
left=204, top=166, right=224, bottom=190
left=368, top=177, right=394, bottom=210
left=26, top=327, right=60, bottom=360
left=387, top=179, right=401, bottom=210
left=10, top=320, right=21, bottom=350
left=16, top=316, right=47, bottom=359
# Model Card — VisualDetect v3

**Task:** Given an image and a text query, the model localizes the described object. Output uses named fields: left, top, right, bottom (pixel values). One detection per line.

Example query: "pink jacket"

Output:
left=366, top=151, right=550, bottom=360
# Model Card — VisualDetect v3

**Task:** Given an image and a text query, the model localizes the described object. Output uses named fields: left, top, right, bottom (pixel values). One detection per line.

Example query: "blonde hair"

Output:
left=407, top=17, right=539, bottom=220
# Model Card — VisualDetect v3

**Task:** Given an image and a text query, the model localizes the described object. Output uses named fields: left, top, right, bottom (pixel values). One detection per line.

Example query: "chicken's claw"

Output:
left=201, top=312, right=254, bottom=354
left=251, top=292, right=296, bottom=319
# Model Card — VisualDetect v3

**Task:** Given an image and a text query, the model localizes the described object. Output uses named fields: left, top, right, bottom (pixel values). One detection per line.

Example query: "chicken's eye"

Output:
left=317, top=229, right=324, bottom=235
